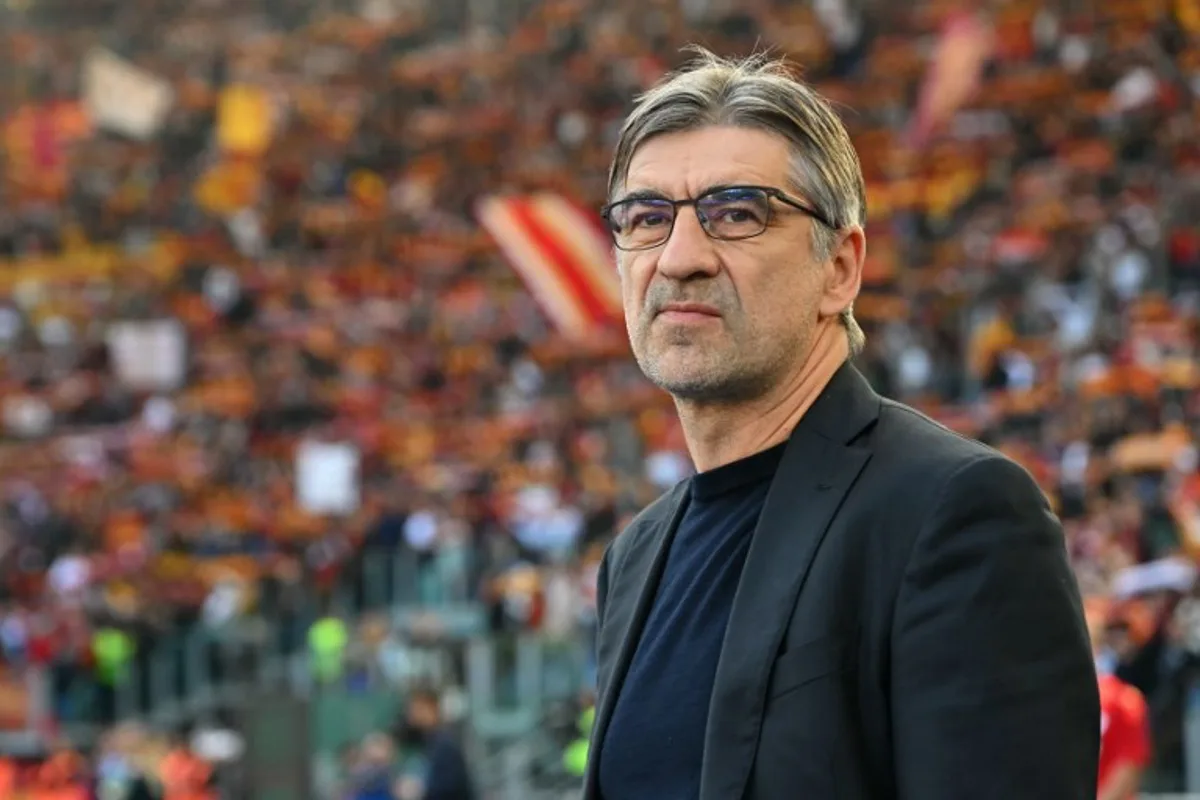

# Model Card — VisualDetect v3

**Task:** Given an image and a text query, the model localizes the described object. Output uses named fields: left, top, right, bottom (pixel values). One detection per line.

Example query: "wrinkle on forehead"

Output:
left=619, top=126, right=793, bottom=201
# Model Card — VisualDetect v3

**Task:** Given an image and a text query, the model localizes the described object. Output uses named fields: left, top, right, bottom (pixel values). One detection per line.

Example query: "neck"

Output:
left=677, top=322, right=850, bottom=472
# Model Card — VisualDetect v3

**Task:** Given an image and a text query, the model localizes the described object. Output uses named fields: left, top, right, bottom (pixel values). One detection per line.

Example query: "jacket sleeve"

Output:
left=891, top=454, right=1100, bottom=799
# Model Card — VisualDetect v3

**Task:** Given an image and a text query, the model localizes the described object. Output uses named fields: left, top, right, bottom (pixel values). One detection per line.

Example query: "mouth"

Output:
left=656, top=302, right=722, bottom=323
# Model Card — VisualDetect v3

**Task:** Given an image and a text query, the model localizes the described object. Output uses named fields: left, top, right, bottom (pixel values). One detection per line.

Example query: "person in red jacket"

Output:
left=1088, top=599, right=1152, bottom=800
left=30, top=747, right=89, bottom=800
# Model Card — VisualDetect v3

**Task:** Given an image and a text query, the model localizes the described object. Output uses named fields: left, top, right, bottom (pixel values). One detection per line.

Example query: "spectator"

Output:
left=394, top=687, right=475, bottom=800
left=0, top=0, right=1194, bottom=794
left=1090, top=599, right=1153, bottom=800
left=345, top=732, right=400, bottom=800
left=308, top=610, right=349, bottom=687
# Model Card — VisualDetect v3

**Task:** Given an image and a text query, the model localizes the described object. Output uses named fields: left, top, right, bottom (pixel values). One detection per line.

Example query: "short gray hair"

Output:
left=608, top=47, right=867, bottom=356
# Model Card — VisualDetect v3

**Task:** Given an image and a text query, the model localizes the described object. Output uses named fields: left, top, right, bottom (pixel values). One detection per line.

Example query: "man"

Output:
left=585, top=49, right=1099, bottom=800
left=1087, top=600, right=1152, bottom=800
left=346, top=733, right=400, bottom=800
left=394, top=687, right=475, bottom=800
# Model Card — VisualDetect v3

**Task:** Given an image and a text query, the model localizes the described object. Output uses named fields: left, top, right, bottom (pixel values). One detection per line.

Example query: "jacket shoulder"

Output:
left=866, top=398, right=1045, bottom=508
left=875, top=398, right=1019, bottom=470
left=604, top=479, right=688, bottom=574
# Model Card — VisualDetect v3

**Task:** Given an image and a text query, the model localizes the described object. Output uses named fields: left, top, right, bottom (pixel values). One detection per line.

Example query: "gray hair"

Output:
left=608, top=47, right=867, bottom=356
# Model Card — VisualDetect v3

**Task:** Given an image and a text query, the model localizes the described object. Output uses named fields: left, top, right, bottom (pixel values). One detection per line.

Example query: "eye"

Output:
left=614, top=200, right=672, bottom=231
left=698, top=189, right=769, bottom=230
left=629, top=209, right=671, bottom=229
left=703, top=200, right=767, bottom=227
left=713, top=205, right=761, bottom=224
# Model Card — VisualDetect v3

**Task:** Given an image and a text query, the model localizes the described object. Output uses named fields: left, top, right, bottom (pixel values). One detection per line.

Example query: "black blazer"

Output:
left=585, top=365, right=1099, bottom=800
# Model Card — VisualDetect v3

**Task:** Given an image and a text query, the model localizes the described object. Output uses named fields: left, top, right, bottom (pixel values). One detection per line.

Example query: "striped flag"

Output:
left=907, top=11, right=993, bottom=148
left=477, top=193, right=622, bottom=339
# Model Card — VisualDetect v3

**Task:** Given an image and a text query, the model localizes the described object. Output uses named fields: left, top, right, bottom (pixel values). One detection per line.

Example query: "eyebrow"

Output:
left=611, top=183, right=750, bottom=204
left=611, top=188, right=670, bottom=204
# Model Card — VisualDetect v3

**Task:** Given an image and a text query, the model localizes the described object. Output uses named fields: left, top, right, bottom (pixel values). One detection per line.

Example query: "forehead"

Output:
left=621, top=125, right=793, bottom=198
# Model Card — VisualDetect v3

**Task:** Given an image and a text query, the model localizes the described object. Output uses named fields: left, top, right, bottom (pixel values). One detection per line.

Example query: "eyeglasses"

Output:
left=600, top=184, right=834, bottom=252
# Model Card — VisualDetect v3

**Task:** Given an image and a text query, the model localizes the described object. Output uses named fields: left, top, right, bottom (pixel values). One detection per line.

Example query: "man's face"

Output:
left=615, top=126, right=829, bottom=404
left=407, top=696, right=439, bottom=731
left=360, top=734, right=394, bottom=766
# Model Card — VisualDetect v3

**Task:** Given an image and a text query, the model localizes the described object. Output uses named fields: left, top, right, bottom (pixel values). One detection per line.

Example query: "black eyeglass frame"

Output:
left=599, top=184, right=837, bottom=251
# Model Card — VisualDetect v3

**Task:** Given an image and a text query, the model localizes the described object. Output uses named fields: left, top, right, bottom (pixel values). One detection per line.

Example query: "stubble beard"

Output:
left=634, top=327, right=778, bottom=405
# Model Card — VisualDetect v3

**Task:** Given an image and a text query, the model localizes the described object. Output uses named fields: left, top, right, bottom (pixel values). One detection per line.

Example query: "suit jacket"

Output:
left=585, top=365, right=1099, bottom=800
left=422, top=728, right=477, bottom=800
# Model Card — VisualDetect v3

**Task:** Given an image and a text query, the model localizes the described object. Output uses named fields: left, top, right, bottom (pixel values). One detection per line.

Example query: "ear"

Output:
left=818, top=226, right=865, bottom=320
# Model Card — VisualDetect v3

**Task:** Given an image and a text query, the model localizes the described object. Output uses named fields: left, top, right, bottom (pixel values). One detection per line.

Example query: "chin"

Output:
left=648, top=368, right=752, bottom=403
left=657, top=379, right=724, bottom=401
left=640, top=351, right=706, bottom=385
left=649, top=351, right=778, bottom=402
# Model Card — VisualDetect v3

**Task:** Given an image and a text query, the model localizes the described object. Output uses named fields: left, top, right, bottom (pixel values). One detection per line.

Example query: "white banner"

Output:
left=296, top=440, right=361, bottom=515
left=1112, top=557, right=1198, bottom=598
left=82, top=48, right=175, bottom=140
left=105, top=318, right=187, bottom=392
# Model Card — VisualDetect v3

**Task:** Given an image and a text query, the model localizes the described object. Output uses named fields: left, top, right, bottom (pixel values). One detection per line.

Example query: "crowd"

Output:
left=0, top=0, right=1197, bottom=795
left=0, top=722, right=217, bottom=799
left=325, top=686, right=475, bottom=800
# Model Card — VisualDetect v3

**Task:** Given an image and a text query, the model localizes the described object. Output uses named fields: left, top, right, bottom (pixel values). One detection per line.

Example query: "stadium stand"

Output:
left=0, top=0, right=1197, bottom=796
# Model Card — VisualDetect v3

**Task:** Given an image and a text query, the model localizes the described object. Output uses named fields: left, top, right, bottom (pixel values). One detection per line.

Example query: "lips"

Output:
left=657, top=302, right=721, bottom=317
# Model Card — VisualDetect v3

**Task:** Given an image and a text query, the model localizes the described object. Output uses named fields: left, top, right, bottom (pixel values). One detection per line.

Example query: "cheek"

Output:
left=619, top=257, right=652, bottom=316
left=620, top=277, right=639, bottom=311
left=737, top=264, right=817, bottom=333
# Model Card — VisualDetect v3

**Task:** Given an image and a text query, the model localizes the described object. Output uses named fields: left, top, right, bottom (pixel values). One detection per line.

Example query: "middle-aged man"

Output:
left=584, top=48, right=1100, bottom=800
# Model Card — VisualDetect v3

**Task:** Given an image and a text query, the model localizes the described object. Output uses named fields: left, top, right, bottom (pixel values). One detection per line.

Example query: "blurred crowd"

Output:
left=328, top=686, right=474, bottom=800
left=0, top=0, right=1198, bottom=794
left=0, top=722, right=217, bottom=799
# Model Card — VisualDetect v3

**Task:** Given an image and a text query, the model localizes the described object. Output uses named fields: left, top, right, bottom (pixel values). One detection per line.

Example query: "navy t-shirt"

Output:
left=597, top=442, right=784, bottom=800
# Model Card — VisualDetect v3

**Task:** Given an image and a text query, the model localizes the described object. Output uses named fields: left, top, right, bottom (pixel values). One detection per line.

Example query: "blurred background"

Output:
left=0, top=0, right=1196, bottom=797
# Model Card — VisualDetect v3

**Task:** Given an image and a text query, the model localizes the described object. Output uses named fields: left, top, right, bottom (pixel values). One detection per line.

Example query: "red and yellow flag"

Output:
left=477, top=193, right=622, bottom=339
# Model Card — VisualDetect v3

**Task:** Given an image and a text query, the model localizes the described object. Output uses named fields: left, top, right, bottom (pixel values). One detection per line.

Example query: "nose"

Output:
left=655, top=207, right=720, bottom=281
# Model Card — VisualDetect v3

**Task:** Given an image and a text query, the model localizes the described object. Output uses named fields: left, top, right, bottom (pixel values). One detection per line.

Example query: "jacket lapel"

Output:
left=700, top=365, right=879, bottom=800
left=583, top=481, right=690, bottom=799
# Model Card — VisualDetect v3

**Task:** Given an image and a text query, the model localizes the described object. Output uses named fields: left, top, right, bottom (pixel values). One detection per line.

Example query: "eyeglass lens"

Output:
left=606, top=187, right=771, bottom=250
